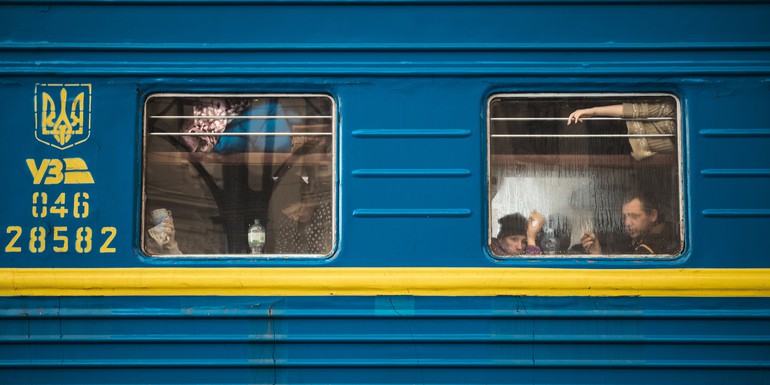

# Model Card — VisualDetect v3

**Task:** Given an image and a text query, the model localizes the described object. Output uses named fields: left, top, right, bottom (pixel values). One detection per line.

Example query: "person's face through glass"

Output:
left=622, top=198, right=658, bottom=241
left=501, top=234, right=527, bottom=255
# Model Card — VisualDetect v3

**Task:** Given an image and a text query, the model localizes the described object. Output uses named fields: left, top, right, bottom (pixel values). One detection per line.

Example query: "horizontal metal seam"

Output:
left=352, top=209, right=472, bottom=217
left=702, top=210, right=770, bottom=218
left=3, top=336, right=770, bottom=344
left=352, top=169, right=471, bottom=177
left=699, top=129, right=770, bottom=137
left=4, top=42, right=770, bottom=52
left=701, top=169, right=770, bottom=177
left=1, top=359, right=769, bottom=369
left=351, top=129, right=472, bottom=138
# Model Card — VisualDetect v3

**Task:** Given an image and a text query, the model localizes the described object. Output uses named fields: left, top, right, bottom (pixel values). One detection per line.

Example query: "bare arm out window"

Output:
left=487, top=94, right=682, bottom=258
left=142, top=94, right=335, bottom=257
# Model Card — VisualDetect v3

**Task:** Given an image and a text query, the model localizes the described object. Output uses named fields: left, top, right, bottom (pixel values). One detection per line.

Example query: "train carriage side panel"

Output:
left=1, top=1, right=770, bottom=384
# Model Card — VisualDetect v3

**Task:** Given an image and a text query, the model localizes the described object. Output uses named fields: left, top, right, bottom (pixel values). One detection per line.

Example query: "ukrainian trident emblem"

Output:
left=35, top=84, right=92, bottom=150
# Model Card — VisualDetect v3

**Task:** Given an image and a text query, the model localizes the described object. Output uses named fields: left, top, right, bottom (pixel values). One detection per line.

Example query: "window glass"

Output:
left=142, top=94, right=335, bottom=257
left=488, top=94, right=682, bottom=258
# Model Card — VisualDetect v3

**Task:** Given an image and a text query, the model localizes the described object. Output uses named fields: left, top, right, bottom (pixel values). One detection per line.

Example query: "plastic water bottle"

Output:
left=541, top=227, right=557, bottom=254
left=248, top=219, right=266, bottom=254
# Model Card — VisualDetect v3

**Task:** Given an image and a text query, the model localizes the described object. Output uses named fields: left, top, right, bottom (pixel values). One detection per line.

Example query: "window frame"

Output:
left=486, top=92, right=684, bottom=260
left=140, top=92, right=337, bottom=259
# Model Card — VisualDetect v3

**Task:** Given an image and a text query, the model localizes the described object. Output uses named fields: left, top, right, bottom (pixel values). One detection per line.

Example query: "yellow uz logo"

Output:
left=26, top=158, right=95, bottom=185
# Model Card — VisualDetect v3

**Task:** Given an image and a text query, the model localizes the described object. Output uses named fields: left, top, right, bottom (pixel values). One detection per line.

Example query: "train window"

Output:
left=487, top=94, right=683, bottom=258
left=141, top=94, right=335, bottom=257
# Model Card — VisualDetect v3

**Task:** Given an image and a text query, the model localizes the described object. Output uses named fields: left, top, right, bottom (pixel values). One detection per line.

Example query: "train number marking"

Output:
left=4, top=226, right=117, bottom=254
left=32, top=192, right=90, bottom=219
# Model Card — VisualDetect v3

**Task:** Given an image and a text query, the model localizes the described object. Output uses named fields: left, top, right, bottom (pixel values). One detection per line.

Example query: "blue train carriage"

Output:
left=1, top=1, right=770, bottom=384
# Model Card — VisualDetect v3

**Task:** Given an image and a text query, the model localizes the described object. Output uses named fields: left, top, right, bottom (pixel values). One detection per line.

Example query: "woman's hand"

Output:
left=527, top=210, right=545, bottom=245
left=567, top=105, right=623, bottom=125
left=567, top=108, right=595, bottom=125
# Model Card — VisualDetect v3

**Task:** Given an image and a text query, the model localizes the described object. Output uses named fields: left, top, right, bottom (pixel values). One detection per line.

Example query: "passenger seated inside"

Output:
left=490, top=211, right=545, bottom=256
left=265, top=125, right=333, bottom=255
left=577, top=190, right=678, bottom=255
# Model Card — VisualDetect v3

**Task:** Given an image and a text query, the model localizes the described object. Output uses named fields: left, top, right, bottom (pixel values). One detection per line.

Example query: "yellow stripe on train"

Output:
left=2, top=268, right=770, bottom=297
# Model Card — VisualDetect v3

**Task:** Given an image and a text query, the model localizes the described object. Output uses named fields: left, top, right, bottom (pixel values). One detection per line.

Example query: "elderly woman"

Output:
left=490, top=211, right=545, bottom=256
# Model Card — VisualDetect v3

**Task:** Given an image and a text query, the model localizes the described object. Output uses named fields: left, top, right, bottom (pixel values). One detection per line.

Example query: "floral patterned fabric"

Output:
left=181, top=98, right=250, bottom=153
